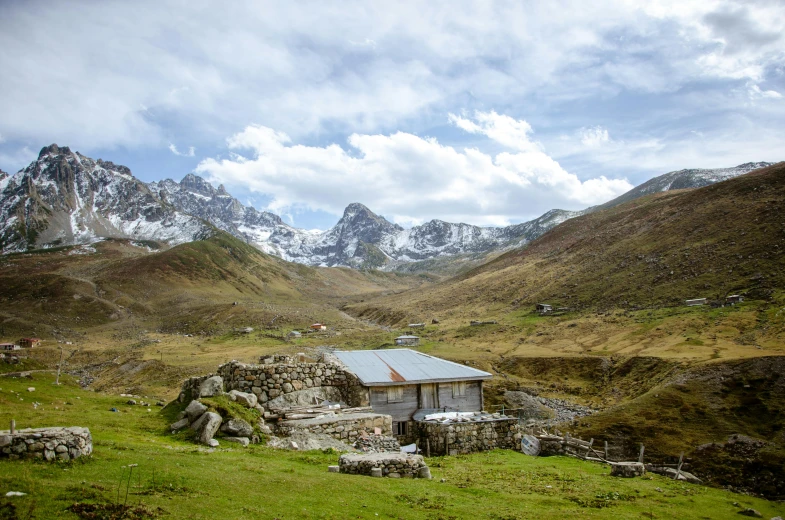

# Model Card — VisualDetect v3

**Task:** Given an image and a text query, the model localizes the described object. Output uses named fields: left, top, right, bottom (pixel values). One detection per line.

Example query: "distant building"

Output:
left=536, top=303, right=553, bottom=313
left=310, top=323, right=327, bottom=331
left=408, top=323, right=425, bottom=328
left=0, top=343, right=20, bottom=351
left=726, top=295, right=744, bottom=304
left=685, top=298, right=707, bottom=307
left=287, top=331, right=302, bottom=338
left=19, top=338, right=41, bottom=348
left=395, top=335, right=420, bottom=346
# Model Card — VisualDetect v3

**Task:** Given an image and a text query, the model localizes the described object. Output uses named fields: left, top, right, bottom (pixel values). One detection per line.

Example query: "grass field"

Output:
left=1, top=372, right=783, bottom=520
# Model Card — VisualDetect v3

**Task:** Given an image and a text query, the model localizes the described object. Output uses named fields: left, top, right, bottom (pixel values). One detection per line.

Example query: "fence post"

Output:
left=10, top=419, right=15, bottom=435
left=675, top=452, right=684, bottom=480
left=604, top=441, right=609, bottom=460
left=638, top=444, right=645, bottom=464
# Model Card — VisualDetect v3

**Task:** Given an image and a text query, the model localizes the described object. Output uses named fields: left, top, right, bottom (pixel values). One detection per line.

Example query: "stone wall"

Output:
left=339, top=452, right=430, bottom=478
left=416, top=418, right=521, bottom=455
left=215, top=360, right=368, bottom=408
left=277, top=413, right=391, bottom=445
left=0, top=427, right=92, bottom=461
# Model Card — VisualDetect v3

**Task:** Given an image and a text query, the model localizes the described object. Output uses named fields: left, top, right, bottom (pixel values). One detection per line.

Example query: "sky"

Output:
left=0, top=1, right=783, bottom=229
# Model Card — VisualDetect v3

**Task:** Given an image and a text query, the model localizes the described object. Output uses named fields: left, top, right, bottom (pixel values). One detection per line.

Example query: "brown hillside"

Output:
left=349, top=162, right=785, bottom=322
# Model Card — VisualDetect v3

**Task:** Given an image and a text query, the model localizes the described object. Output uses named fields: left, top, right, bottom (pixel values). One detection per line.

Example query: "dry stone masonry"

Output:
left=278, top=413, right=391, bottom=445
left=0, top=427, right=92, bottom=461
left=416, top=416, right=521, bottom=455
left=179, top=359, right=368, bottom=408
left=339, top=452, right=431, bottom=478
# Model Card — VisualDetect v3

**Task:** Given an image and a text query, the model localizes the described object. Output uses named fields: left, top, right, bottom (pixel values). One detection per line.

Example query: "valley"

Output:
left=1, top=154, right=784, bottom=517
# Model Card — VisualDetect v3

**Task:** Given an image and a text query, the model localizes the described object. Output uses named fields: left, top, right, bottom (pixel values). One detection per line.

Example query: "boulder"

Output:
left=224, top=437, right=250, bottom=447
left=418, top=467, right=432, bottom=479
left=184, top=400, right=208, bottom=421
left=190, top=413, right=209, bottom=432
left=610, top=462, right=645, bottom=478
left=221, top=418, right=253, bottom=437
left=229, top=390, right=258, bottom=408
left=199, top=376, right=224, bottom=398
left=197, top=412, right=223, bottom=444
left=170, top=418, right=189, bottom=431
left=207, top=439, right=220, bottom=447
left=370, top=468, right=383, bottom=477
left=737, top=509, right=762, bottom=518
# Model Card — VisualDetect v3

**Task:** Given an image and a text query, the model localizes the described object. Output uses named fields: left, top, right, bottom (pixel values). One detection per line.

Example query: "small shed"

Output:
left=287, top=331, right=302, bottom=339
left=726, top=295, right=744, bottom=304
left=19, top=338, right=41, bottom=348
left=395, top=335, right=420, bottom=346
left=685, top=298, right=707, bottom=307
left=536, top=303, right=553, bottom=314
left=310, top=323, right=327, bottom=331
left=0, top=343, right=20, bottom=351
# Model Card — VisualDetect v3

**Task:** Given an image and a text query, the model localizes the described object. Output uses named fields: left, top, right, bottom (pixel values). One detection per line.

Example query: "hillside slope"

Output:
left=349, top=162, right=785, bottom=322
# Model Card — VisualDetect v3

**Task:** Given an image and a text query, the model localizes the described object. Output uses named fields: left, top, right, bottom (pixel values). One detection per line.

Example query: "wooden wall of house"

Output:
left=437, top=381, right=482, bottom=412
left=369, top=385, right=419, bottom=422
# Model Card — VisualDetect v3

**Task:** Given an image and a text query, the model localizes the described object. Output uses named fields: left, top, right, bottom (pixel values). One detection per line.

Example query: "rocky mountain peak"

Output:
left=38, top=143, right=71, bottom=158
left=180, top=173, right=216, bottom=196
left=339, top=202, right=403, bottom=232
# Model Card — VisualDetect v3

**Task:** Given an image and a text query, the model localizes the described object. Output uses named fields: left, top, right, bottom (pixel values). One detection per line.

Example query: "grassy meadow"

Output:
left=1, top=372, right=783, bottom=520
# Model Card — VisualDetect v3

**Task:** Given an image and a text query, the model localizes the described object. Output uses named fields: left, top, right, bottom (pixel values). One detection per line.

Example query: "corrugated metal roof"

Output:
left=333, top=349, right=492, bottom=386
left=395, top=335, right=420, bottom=339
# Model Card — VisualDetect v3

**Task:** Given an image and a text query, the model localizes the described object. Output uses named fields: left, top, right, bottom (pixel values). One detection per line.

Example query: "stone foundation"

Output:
left=277, top=413, right=391, bottom=445
left=416, top=417, right=521, bottom=455
left=0, top=427, right=92, bottom=461
left=339, top=452, right=430, bottom=478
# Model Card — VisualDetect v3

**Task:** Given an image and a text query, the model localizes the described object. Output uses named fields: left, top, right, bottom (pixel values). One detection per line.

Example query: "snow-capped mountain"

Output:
left=1, top=146, right=775, bottom=269
left=594, top=162, right=774, bottom=211
left=0, top=145, right=212, bottom=253
left=149, top=173, right=320, bottom=259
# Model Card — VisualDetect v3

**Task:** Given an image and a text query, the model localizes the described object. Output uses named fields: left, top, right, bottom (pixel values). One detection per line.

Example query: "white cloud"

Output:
left=448, top=111, right=540, bottom=152
left=168, top=144, right=195, bottom=157
left=579, top=126, right=611, bottom=147
left=747, top=84, right=782, bottom=100
left=0, top=1, right=782, bottom=152
left=196, top=112, right=632, bottom=225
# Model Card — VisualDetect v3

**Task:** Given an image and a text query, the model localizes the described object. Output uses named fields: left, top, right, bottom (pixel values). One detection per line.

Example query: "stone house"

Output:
left=0, top=343, right=20, bottom=351
left=536, top=303, right=553, bottom=313
left=332, top=349, right=492, bottom=439
left=726, top=295, right=744, bottom=304
left=310, top=323, right=327, bottom=331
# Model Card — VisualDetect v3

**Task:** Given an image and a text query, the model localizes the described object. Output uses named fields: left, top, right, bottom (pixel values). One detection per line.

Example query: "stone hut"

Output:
left=331, top=349, right=492, bottom=441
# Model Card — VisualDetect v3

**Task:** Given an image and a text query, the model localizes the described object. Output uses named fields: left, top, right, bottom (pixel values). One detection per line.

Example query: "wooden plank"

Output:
left=675, top=452, right=684, bottom=480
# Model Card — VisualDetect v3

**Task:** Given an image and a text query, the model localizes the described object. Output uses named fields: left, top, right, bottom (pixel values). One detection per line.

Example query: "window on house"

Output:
left=387, top=386, right=404, bottom=403
left=393, top=421, right=408, bottom=436
left=452, top=381, right=467, bottom=398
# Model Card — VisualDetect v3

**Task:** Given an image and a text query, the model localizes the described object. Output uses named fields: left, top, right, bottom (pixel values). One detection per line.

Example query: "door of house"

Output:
left=420, top=383, right=439, bottom=409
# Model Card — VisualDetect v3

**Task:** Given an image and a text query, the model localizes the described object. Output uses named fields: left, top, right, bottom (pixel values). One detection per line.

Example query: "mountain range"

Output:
left=0, top=144, right=775, bottom=268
